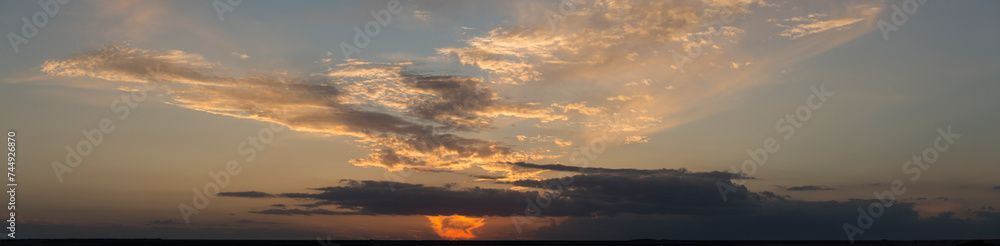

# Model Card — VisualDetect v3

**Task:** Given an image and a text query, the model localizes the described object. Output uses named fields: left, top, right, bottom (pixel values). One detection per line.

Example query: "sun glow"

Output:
left=426, top=215, right=486, bottom=240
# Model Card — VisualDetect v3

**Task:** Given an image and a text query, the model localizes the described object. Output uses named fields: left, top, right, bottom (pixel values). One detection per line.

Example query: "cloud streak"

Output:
left=784, top=185, right=835, bottom=191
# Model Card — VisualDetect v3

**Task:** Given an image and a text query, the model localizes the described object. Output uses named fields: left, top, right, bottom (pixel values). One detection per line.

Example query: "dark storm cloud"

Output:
left=274, top=179, right=537, bottom=217
left=220, top=165, right=778, bottom=217
left=785, top=185, right=835, bottom=191
left=216, top=161, right=1000, bottom=240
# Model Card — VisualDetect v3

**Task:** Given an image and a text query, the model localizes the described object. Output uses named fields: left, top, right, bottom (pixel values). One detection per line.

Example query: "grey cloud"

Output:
left=221, top=166, right=777, bottom=217
left=533, top=203, right=1000, bottom=240
left=785, top=185, right=835, bottom=191
left=215, top=161, right=1000, bottom=240
left=250, top=208, right=361, bottom=216
left=217, top=191, right=275, bottom=198
left=505, top=162, right=744, bottom=179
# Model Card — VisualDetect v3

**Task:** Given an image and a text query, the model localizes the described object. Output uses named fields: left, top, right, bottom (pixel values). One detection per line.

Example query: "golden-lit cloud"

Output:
left=35, top=0, right=893, bottom=182
left=38, top=44, right=555, bottom=173
left=774, top=5, right=883, bottom=40
left=437, top=0, right=754, bottom=85
left=326, top=61, right=567, bottom=131
left=778, top=17, right=866, bottom=40
left=425, top=215, right=486, bottom=240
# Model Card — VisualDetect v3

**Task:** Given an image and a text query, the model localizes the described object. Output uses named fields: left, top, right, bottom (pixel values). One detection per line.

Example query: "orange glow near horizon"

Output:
left=426, top=215, right=486, bottom=240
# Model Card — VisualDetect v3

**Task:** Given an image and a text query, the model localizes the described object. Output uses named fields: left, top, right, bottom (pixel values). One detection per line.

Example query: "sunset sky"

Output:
left=1, top=0, right=999, bottom=241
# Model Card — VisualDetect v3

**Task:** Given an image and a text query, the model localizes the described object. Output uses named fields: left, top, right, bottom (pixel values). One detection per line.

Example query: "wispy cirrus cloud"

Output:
left=777, top=17, right=866, bottom=40
left=773, top=5, right=882, bottom=40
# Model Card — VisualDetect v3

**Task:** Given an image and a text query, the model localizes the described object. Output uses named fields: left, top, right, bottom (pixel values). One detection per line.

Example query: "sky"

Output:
left=0, top=0, right=998, bottom=241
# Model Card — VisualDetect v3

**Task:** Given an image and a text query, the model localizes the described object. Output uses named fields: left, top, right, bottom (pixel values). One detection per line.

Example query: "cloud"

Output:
left=436, top=0, right=753, bottom=84
left=775, top=5, right=883, bottom=40
left=517, top=135, right=573, bottom=147
left=428, top=1, right=887, bottom=150
left=413, top=10, right=431, bottom=22
left=216, top=162, right=1000, bottom=240
left=40, top=43, right=220, bottom=86
left=217, top=191, right=275, bottom=198
left=784, top=185, right=835, bottom=191
left=219, top=164, right=771, bottom=217
left=778, top=17, right=865, bottom=40
left=625, top=79, right=651, bottom=86
left=327, top=62, right=566, bottom=131
left=606, top=95, right=652, bottom=102
left=479, top=160, right=743, bottom=183
left=549, top=102, right=606, bottom=117
left=533, top=204, right=1000, bottom=240
left=230, top=52, right=249, bottom=59
left=503, top=162, right=743, bottom=179
left=250, top=208, right=360, bottom=216
left=623, top=136, right=649, bottom=144
left=39, top=44, right=560, bottom=172
left=224, top=179, right=532, bottom=217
